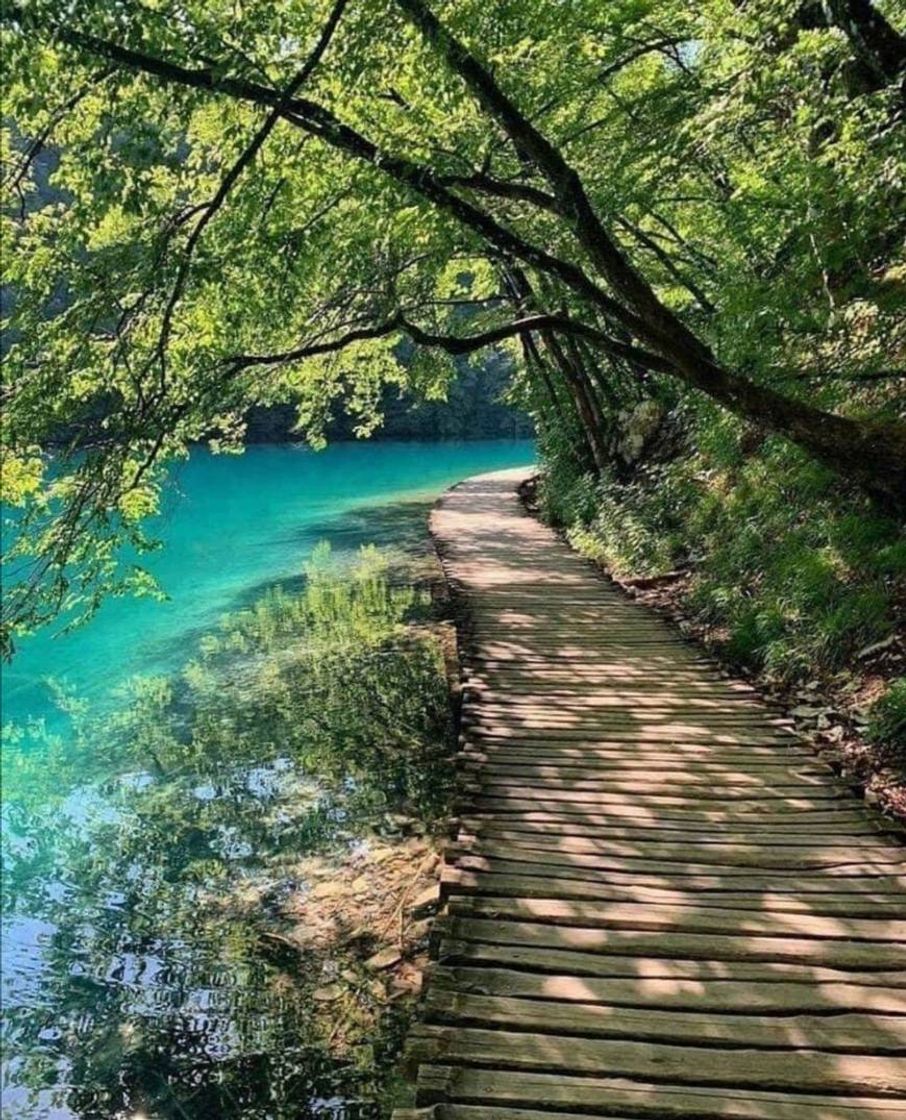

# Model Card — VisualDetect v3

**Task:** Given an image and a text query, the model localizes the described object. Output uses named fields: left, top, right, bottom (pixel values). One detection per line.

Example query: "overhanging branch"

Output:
left=226, top=312, right=672, bottom=371
left=4, top=6, right=647, bottom=342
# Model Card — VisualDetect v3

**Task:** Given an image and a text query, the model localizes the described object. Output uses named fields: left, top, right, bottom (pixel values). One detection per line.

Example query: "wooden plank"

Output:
left=435, top=938, right=906, bottom=986
left=397, top=1107, right=903, bottom=1120
left=462, top=804, right=875, bottom=828
left=460, top=756, right=824, bottom=775
left=442, top=869, right=906, bottom=917
left=421, top=991, right=906, bottom=1053
left=466, top=723, right=798, bottom=744
left=465, top=686, right=765, bottom=703
left=454, top=833, right=905, bottom=870
left=459, top=811, right=893, bottom=834
left=464, top=737, right=813, bottom=757
left=467, top=790, right=858, bottom=812
left=449, top=850, right=906, bottom=893
left=465, top=715, right=795, bottom=733
left=466, top=699, right=789, bottom=721
left=466, top=694, right=777, bottom=714
left=439, top=916, right=906, bottom=968
left=414, top=1066, right=906, bottom=1118
left=472, top=777, right=847, bottom=800
left=428, top=965, right=906, bottom=1014
left=464, top=759, right=831, bottom=781
left=463, top=737, right=814, bottom=757
left=456, top=822, right=898, bottom=844
left=408, top=1026, right=906, bottom=1095
left=446, top=894, right=906, bottom=941
left=454, top=818, right=898, bottom=841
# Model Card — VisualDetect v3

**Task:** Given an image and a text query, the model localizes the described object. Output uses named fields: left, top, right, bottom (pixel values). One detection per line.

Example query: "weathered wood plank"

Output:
left=453, top=818, right=898, bottom=841
left=465, top=725, right=799, bottom=745
left=428, top=965, right=906, bottom=1014
left=441, top=868, right=906, bottom=916
left=472, top=776, right=848, bottom=799
left=463, top=759, right=831, bottom=781
left=422, top=990, right=906, bottom=1053
left=446, top=895, right=906, bottom=940
left=459, top=810, right=894, bottom=834
left=398, top=1107, right=902, bottom=1120
left=464, top=736, right=813, bottom=756
left=434, top=937, right=906, bottom=985
left=408, top=1026, right=906, bottom=1095
left=454, top=832, right=905, bottom=870
left=414, top=1067, right=906, bottom=1118
left=390, top=469, right=906, bottom=1120
left=458, top=753, right=829, bottom=775
left=438, top=915, right=906, bottom=968
left=448, top=850, right=906, bottom=893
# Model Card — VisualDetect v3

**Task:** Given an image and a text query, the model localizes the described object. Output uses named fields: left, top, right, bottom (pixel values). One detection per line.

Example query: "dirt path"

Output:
left=392, top=467, right=906, bottom=1120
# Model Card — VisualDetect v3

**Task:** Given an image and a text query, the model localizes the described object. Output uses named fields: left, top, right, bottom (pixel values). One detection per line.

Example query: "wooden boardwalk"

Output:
left=393, top=467, right=906, bottom=1120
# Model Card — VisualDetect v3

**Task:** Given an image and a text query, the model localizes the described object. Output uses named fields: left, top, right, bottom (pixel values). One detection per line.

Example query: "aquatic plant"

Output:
left=1, top=546, right=455, bottom=1118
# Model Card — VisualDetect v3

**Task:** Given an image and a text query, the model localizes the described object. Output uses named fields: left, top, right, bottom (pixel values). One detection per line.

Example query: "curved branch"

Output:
left=226, top=312, right=672, bottom=371
left=438, top=172, right=557, bottom=212
left=4, top=7, right=644, bottom=340
left=148, top=0, right=350, bottom=389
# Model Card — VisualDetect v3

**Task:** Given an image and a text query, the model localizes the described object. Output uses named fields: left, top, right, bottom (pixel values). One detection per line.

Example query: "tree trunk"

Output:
left=395, top=0, right=906, bottom=514
left=826, top=0, right=906, bottom=87
left=543, top=331, right=610, bottom=473
left=508, top=265, right=610, bottom=472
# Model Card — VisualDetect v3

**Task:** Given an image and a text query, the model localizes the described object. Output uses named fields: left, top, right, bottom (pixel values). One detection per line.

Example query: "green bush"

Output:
left=867, top=678, right=906, bottom=755
left=539, top=411, right=904, bottom=686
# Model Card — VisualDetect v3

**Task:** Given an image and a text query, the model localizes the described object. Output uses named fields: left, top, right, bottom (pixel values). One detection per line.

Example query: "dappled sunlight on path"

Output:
left=393, top=468, right=906, bottom=1120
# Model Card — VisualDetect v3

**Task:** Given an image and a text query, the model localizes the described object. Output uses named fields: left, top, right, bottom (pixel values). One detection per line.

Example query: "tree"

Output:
left=2, top=0, right=905, bottom=648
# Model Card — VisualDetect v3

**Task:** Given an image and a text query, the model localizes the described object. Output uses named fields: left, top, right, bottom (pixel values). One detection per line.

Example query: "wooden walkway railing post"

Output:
left=393, top=467, right=906, bottom=1120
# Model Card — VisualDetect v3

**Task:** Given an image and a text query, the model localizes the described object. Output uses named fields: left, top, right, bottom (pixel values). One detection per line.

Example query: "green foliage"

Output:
left=541, top=412, right=905, bottom=686
left=2, top=546, right=454, bottom=1117
left=3, top=0, right=905, bottom=643
left=867, top=678, right=906, bottom=754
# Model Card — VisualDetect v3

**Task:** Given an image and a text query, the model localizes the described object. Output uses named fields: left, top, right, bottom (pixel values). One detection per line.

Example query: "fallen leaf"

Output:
left=366, top=948, right=402, bottom=971
left=312, top=984, right=342, bottom=1002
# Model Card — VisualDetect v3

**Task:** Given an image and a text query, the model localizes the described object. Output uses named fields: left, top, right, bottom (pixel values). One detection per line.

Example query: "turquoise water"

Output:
left=4, top=441, right=533, bottom=732
left=0, top=439, right=534, bottom=1120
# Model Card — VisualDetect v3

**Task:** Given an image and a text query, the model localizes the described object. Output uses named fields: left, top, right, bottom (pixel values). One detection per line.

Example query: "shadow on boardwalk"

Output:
left=393, top=468, right=906, bottom=1120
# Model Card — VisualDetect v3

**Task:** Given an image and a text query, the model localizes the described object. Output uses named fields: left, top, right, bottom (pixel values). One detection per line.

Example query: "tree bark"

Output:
left=506, top=265, right=609, bottom=472
left=826, top=0, right=906, bottom=87
left=543, top=331, right=610, bottom=473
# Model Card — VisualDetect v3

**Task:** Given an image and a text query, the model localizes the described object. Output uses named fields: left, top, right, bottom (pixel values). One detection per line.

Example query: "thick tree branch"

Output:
left=438, top=172, right=557, bottom=211
left=226, top=312, right=672, bottom=372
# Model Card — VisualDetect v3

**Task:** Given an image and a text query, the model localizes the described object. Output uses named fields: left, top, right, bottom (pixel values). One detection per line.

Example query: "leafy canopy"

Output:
left=2, top=0, right=904, bottom=648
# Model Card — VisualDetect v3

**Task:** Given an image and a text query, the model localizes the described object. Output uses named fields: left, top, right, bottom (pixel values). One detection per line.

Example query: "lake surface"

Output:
left=0, top=440, right=534, bottom=1119
left=4, top=441, right=533, bottom=729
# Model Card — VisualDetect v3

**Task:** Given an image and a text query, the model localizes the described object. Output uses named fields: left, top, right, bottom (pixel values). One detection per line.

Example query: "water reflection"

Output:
left=1, top=545, right=455, bottom=1118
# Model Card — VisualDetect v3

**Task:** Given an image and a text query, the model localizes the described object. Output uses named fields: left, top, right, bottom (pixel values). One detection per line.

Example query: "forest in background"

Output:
left=2, top=0, right=904, bottom=759
left=245, top=350, right=531, bottom=441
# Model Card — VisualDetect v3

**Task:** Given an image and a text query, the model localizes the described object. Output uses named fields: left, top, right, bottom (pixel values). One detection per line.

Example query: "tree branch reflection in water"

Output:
left=2, top=544, right=455, bottom=1118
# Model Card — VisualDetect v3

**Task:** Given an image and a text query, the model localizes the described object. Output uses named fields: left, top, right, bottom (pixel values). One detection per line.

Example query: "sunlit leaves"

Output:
left=3, top=0, right=905, bottom=640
